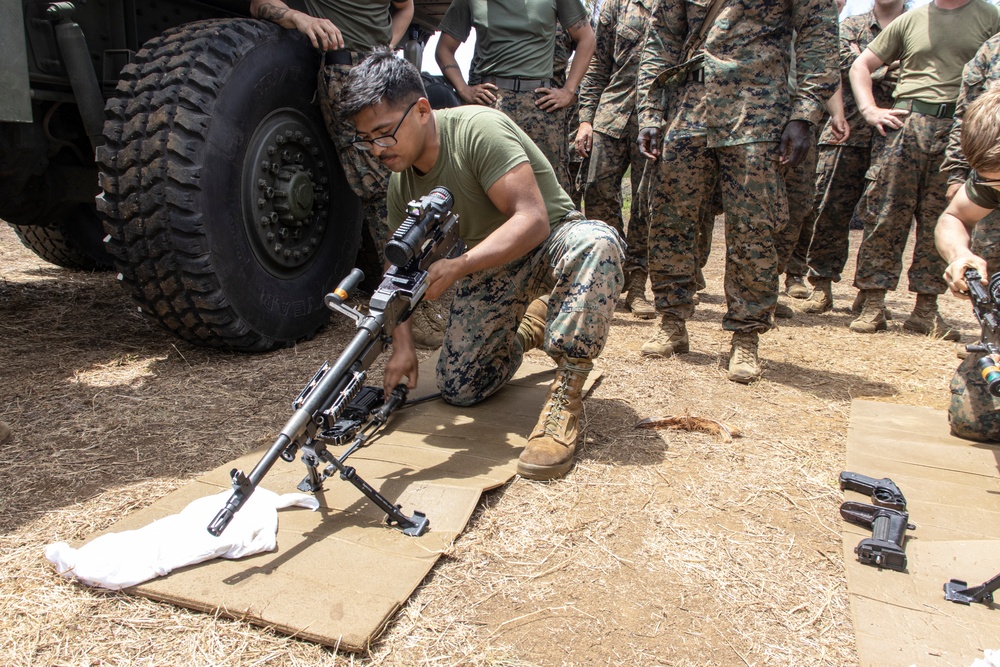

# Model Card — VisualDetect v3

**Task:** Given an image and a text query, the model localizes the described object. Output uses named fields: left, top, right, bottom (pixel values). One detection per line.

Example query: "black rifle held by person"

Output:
left=208, top=187, right=465, bottom=538
left=963, top=268, right=1000, bottom=397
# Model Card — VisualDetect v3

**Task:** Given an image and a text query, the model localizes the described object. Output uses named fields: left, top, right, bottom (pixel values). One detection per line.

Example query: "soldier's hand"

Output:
left=946, top=182, right=964, bottom=202
left=384, top=322, right=419, bottom=392
left=637, top=127, right=660, bottom=160
left=830, top=115, right=850, bottom=144
left=575, top=122, right=594, bottom=157
left=291, top=13, right=344, bottom=50
left=535, top=86, right=576, bottom=112
left=861, top=105, right=907, bottom=136
left=944, top=254, right=988, bottom=295
left=779, top=120, right=811, bottom=168
left=425, top=257, right=464, bottom=301
left=459, top=83, right=497, bottom=106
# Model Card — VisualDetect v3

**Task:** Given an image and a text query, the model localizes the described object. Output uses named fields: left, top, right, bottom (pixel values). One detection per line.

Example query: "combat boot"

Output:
left=0, top=421, right=10, bottom=444
left=785, top=274, right=810, bottom=299
left=851, top=289, right=892, bottom=320
left=850, top=289, right=887, bottom=333
left=728, top=331, right=761, bottom=383
left=801, top=278, right=833, bottom=314
left=641, top=316, right=689, bottom=357
left=774, top=301, right=795, bottom=319
left=517, top=357, right=591, bottom=480
left=516, top=296, right=548, bottom=353
left=904, top=293, right=960, bottom=341
left=624, top=270, right=656, bottom=319
left=410, top=300, right=446, bottom=349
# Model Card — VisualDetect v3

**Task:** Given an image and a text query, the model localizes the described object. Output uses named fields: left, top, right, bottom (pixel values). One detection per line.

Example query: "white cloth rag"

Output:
left=44, top=487, right=319, bottom=589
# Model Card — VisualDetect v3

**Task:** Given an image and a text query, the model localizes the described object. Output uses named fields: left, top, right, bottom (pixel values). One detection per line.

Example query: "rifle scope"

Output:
left=385, top=186, right=454, bottom=267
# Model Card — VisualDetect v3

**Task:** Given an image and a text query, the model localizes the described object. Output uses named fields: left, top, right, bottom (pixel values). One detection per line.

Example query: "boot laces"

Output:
left=540, top=379, right=571, bottom=436
left=732, top=336, right=756, bottom=365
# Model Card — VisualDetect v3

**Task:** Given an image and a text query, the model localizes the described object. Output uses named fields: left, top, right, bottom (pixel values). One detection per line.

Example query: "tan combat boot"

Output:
left=851, top=289, right=891, bottom=320
left=801, top=278, right=833, bottom=314
left=641, top=316, right=689, bottom=356
left=516, top=296, right=548, bottom=353
left=774, top=301, right=795, bottom=319
left=785, top=274, right=810, bottom=299
left=728, top=331, right=761, bottom=383
left=624, top=270, right=656, bottom=319
left=850, top=289, right=888, bottom=333
left=517, top=358, right=591, bottom=480
left=904, top=293, right=960, bottom=341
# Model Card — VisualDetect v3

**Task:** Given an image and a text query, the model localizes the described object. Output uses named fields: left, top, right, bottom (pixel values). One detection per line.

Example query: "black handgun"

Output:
left=839, top=471, right=907, bottom=511
left=840, top=500, right=915, bottom=572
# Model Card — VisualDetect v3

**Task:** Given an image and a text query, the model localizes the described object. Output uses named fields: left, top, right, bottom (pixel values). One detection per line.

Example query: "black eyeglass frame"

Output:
left=351, top=100, right=418, bottom=151
left=971, top=171, right=1000, bottom=189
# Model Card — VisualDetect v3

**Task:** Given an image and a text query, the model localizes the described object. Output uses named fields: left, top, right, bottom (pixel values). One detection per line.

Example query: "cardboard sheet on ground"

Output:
left=89, top=355, right=598, bottom=650
left=845, top=400, right=1000, bottom=667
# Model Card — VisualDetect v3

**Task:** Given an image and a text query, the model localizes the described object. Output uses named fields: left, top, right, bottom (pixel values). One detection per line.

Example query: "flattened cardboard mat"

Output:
left=92, top=356, right=599, bottom=651
left=844, top=400, right=1000, bottom=666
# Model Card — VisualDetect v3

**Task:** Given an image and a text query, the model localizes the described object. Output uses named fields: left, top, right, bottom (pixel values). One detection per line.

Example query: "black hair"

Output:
left=341, top=47, right=427, bottom=118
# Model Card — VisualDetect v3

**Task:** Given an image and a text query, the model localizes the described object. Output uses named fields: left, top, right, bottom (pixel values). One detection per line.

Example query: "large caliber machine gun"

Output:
left=208, top=187, right=464, bottom=538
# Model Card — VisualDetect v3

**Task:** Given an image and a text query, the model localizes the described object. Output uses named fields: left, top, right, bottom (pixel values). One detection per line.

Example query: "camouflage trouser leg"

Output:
left=806, top=145, right=869, bottom=282
left=775, top=141, right=818, bottom=276
left=949, top=352, right=1000, bottom=442
left=695, top=184, right=721, bottom=276
left=647, top=137, right=784, bottom=331
left=317, top=62, right=391, bottom=253
left=971, top=209, right=1000, bottom=277
left=436, top=217, right=624, bottom=406
left=494, top=90, right=573, bottom=195
left=853, top=113, right=950, bottom=294
left=582, top=117, right=648, bottom=271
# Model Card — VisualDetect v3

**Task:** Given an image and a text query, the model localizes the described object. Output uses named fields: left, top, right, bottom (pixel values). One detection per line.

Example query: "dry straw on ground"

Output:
left=0, top=221, right=973, bottom=666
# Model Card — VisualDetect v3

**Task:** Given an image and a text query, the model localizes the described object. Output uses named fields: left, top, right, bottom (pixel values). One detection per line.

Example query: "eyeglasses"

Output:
left=352, top=100, right=418, bottom=151
left=972, top=172, right=1000, bottom=188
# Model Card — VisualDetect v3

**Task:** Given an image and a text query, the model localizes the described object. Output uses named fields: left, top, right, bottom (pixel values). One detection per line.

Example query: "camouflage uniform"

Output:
left=775, top=135, right=818, bottom=277
left=318, top=60, right=390, bottom=253
left=637, top=0, right=838, bottom=332
left=941, top=33, right=1000, bottom=276
left=577, top=0, right=652, bottom=273
left=853, top=1, right=1000, bottom=296
left=949, top=352, right=1000, bottom=442
left=438, top=215, right=624, bottom=405
left=807, top=10, right=895, bottom=283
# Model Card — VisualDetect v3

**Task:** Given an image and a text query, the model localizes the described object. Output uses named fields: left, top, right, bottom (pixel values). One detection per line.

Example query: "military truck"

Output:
left=1, top=0, right=446, bottom=351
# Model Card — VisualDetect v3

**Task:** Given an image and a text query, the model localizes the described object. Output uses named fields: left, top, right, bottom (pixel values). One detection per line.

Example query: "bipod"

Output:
left=944, top=571, right=1000, bottom=606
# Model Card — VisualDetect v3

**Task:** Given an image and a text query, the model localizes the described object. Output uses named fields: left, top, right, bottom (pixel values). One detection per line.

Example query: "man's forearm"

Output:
left=562, top=25, right=596, bottom=93
left=389, top=0, right=414, bottom=48
left=849, top=59, right=878, bottom=114
left=251, top=0, right=299, bottom=28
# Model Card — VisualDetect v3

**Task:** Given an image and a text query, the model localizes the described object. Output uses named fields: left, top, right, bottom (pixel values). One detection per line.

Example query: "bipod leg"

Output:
left=944, top=571, right=1000, bottom=606
left=319, top=449, right=429, bottom=537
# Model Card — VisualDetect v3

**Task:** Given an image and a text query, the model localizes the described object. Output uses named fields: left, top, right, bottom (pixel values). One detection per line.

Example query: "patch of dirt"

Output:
left=0, top=220, right=976, bottom=666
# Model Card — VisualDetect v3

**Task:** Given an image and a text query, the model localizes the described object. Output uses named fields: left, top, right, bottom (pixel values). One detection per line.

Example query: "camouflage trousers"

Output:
left=436, top=216, right=624, bottom=406
left=949, top=352, right=1000, bottom=442
left=775, top=140, right=818, bottom=277
left=582, top=115, right=648, bottom=272
left=806, top=145, right=870, bottom=282
left=853, top=112, right=950, bottom=294
left=647, top=137, right=786, bottom=332
left=493, top=89, right=573, bottom=195
left=317, top=60, right=390, bottom=252
left=693, top=183, right=723, bottom=288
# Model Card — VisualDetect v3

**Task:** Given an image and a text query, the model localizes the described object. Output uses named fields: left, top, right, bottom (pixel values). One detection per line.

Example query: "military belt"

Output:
left=686, top=67, right=705, bottom=83
left=323, top=50, right=355, bottom=66
left=482, top=76, right=552, bottom=92
left=893, top=99, right=956, bottom=119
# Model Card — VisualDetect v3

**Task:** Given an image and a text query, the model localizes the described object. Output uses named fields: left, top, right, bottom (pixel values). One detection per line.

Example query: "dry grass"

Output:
left=0, top=220, right=976, bottom=666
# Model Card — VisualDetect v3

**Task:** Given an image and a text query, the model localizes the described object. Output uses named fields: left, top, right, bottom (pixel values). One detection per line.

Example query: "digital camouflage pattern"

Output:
left=949, top=352, right=1000, bottom=442
left=318, top=61, right=390, bottom=251
left=943, top=33, right=1000, bottom=186
left=435, top=217, right=624, bottom=406
left=637, top=0, right=838, bottom=146
left=806, top=145, right=870, bottom=281
left=775, top=137, right=817, bottom=277
left=807, top=10, right=897, bottom=283
left=577, top=0, right=651, bottom=272
left=853, top=113, right=950, bottom=295
left=636, top=0, right=837, bottom=332
left=644, top=138, right=789, bottom=332
left=493, top=90, right=574, bottom=195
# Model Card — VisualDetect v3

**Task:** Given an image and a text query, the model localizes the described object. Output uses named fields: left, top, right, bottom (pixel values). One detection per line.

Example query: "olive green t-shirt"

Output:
left=303, top=0, right=400, bottom=51
left=387, top=107, right=575, bottom=248
left=965, top=172, right=1000, bottom=210
left=438, top=0, right=588, bottom=80
left=868, top=0, right=1000, bottom=104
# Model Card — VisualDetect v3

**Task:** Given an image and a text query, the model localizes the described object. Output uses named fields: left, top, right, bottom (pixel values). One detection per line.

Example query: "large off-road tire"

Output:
left=7, top=206, right=113, bottom=271
left=98, top=19, right=361, bottom=352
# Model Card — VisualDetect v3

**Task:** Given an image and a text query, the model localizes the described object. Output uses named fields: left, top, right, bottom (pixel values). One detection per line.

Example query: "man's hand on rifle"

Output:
left=384, top=320, right=419, bottom=394
left=945, top=253, right=989, bottom=295
left=426, top=257, right=466, bottom=300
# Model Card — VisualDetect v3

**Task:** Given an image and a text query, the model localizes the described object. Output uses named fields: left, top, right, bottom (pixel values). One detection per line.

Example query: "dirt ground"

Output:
left=0, top=219, right=975, bottom=667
